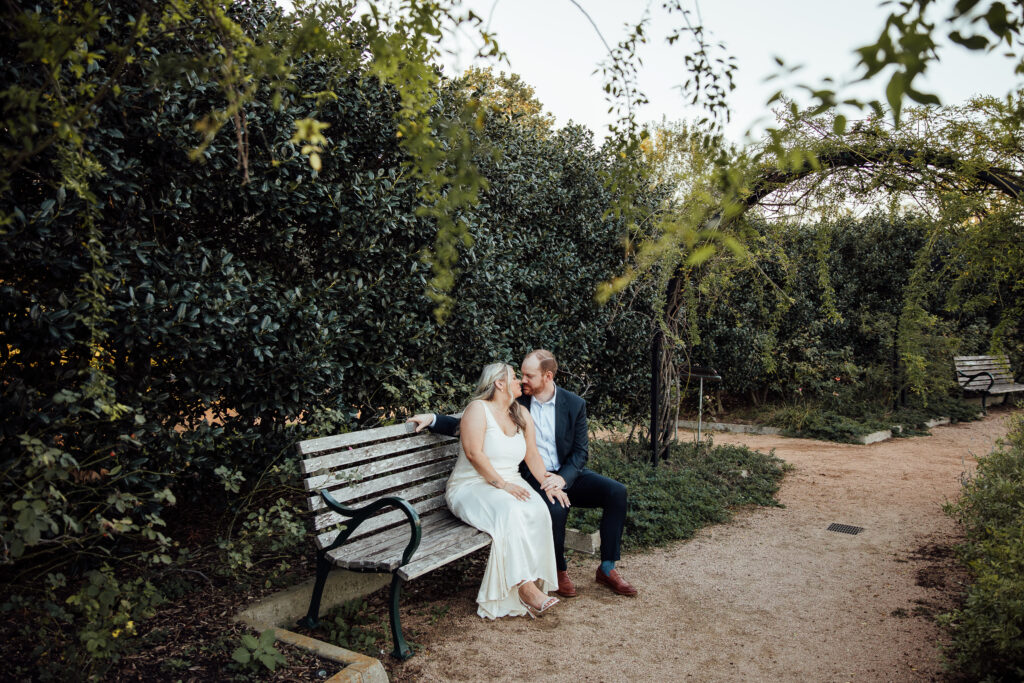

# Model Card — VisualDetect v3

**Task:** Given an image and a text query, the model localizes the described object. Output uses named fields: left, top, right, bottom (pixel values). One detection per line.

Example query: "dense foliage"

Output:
left=943, top=415, right=1024, bottom=680
left=0, top=2, right=656, bottom=675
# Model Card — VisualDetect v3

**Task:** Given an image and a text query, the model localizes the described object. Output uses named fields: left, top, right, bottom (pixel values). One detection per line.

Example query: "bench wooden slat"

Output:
left=309, top=459, right=453, bottom=511
left=960, top=375, right=1014, bottom=387
left=304, top=442, right=459, bottom=491
left=314, top=494, right=449, bottom=550
left=298, top=413, right=464, bottom=459
left=329, top=511, right=465, bottom=566
left=398, top=532, right=492, bottom=582
left=328, top=511, right=469, bottom=571
left=297, top=422, right=418, bottom=457
left=345, top=515, right=476, bottom=571
left=313, top=477, right=448, bottom=531
left=989, top=383, right=1024, bottom=394
left=301, top=432, right=456, bottom=475
left=958, top=368, right=1013, bottom=377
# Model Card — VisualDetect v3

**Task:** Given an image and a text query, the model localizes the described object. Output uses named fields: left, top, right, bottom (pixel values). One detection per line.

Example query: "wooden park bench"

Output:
left=295, top=417, right=487, bottom=660
left=954, top=354, right=1024, bottom=414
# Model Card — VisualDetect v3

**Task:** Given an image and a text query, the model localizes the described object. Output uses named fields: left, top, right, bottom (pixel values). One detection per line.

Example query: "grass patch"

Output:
left=941, top=413, right=1024, bottom=680
left=571, top=438, right=788, bottom=550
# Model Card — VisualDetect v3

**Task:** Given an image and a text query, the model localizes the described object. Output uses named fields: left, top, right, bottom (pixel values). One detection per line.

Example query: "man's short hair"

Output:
left=525, top=349, right=558, bottom=378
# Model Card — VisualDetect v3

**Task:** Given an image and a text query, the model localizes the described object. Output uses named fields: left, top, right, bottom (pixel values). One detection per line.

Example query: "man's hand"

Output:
left=545, top=487, right=570, bottom=508
left=406, top=413, right=433, bottom=433
left=541, top=472, right=566, bottom=491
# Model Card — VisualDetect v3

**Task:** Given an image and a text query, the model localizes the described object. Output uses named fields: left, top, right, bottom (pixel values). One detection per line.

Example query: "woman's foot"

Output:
left=517, top=581, right=559, bottom=614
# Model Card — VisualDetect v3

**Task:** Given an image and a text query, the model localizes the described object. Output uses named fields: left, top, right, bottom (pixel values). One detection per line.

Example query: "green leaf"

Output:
left=885, top=72, right=905, bottom=124
left=686, top=244, right=717, bottom=266
left=832, top=114, right=847, bottom=136
left=232, top=647, right=251, bottom=664
left=905, top=87, right=941, bottom=106
left=984, top=2, right=1010, bottom=38
left=949, top=30, right=989, bottom=50
left=240, top=634, right=258, bottom=649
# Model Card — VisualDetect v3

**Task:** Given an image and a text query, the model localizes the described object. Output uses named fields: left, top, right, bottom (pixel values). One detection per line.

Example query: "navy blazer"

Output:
left=431, top=386, right=590, bottom=489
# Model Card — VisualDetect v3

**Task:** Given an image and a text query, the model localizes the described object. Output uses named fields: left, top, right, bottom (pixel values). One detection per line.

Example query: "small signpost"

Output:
left=681, top=366, right=722, bottom=442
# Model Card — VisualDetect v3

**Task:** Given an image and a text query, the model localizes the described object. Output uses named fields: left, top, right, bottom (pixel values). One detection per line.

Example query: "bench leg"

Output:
left=982, top=394, right=988, bottom=415
left=389, top=573, right=413, bottom=660
left=297, top=553, right=331, bottom=630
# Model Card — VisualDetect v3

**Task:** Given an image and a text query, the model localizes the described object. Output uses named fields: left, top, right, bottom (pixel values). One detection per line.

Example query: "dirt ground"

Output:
left=390, top=409, right=1018, bottom=682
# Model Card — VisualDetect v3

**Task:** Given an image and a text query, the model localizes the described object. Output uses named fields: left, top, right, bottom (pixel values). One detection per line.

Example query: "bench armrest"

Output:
left=319, top=490, right=422, bottom=566
left=957, top=369, right=995, bottom=392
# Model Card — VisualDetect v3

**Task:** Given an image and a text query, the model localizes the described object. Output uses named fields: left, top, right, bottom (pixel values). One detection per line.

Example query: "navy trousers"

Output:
left=523, top=468, right=627, bottom=571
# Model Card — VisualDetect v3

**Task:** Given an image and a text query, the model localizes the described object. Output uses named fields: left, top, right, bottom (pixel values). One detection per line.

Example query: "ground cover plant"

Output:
left=942, top=413, right=1024, bottom=680
left=756, top=396, right=983, bottom=443
left=572, top=438, right=788, bottom=548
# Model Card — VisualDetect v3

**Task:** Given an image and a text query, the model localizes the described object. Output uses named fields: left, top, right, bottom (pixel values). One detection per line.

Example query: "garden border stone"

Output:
left=271, top=628, right=387, bottom=683
left=236, top=570, right=389, bottom=634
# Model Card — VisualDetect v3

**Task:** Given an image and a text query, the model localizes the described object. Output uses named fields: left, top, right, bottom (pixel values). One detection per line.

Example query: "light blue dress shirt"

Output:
left=530, top=388, right=559, bottom=472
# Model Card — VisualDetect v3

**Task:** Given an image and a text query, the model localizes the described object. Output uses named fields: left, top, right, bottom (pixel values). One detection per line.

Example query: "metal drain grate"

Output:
left=827, top=523, right=864, bottom=535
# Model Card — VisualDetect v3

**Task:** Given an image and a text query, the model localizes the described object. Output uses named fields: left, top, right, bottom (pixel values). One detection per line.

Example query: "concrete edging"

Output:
left=272, top=628, right=387, bottom=683
left=236, top=569, right=391, bottom=681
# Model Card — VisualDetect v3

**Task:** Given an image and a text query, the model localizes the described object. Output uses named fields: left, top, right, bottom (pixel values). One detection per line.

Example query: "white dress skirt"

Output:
left=445, top=400, right=558, bottom=619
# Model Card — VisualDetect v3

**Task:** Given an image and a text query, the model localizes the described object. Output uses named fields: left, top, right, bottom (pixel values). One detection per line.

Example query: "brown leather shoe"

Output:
left=595, top=568, right=638, bottom=596
left=555, top=570, right=577, bottom=598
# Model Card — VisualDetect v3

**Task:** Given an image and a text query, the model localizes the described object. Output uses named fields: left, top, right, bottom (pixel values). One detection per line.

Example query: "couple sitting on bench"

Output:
left=407, top=349, right=637, bottom=620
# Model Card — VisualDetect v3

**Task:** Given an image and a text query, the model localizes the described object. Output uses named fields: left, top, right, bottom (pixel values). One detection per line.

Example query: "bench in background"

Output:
left=954, top=354, right=1024, bottom=414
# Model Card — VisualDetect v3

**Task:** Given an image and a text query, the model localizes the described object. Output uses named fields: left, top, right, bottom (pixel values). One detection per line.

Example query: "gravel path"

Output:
left=393, top=409, right=1017, bottom=682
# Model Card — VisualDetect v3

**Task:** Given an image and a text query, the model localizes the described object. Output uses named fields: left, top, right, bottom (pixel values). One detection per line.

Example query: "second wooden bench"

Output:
left=954, top=354, right=1024, bottom=414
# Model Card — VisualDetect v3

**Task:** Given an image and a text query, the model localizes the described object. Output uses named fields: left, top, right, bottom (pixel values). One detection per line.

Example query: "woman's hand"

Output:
left=545, top=487, right=570, bottom=508
left=501, top=482, right=532, bottom=501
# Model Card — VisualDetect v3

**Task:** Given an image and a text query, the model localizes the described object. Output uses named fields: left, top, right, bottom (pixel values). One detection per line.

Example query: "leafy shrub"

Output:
left=942, top=414, right=1024, bottom=680
left=231, top=629, right=287, bottom=672
left=1, top=566, right=164, bottom=680
left=572, top=438, right=787, bottom=549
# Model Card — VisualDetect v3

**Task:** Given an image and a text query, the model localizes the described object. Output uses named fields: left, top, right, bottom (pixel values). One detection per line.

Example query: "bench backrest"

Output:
left=297, top=421, right=460, bottom=551
left=954, top=354, right=1016, bottom=390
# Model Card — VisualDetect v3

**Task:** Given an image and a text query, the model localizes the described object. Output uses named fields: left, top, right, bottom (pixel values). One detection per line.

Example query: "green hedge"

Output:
left=942, top=414, right=1024, bottom=679
left=689, top=213, right=1017, bottom=406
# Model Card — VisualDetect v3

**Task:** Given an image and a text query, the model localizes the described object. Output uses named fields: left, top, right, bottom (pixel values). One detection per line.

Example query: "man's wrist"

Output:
left=429, top=414, right=437, bottom=428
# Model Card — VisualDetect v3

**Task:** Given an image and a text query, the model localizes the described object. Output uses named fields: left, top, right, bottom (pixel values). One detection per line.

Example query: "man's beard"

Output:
left=522, top=384, right=534, bottom=395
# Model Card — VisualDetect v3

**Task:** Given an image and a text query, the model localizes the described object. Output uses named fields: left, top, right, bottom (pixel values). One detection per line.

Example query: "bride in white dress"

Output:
left=446, top=362, right=570, bottom=619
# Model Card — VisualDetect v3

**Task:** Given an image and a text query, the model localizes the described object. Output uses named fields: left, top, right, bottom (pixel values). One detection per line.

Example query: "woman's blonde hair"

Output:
left=469, top=362, right=526, bottom=433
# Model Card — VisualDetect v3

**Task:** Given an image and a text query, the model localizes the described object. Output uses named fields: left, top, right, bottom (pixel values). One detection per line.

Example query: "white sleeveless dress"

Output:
left=445, top=401, right=558, bottom=619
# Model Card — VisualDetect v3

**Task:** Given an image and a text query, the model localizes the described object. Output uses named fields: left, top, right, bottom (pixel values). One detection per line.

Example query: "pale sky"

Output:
left=280, top=1, right=1022, bottom=143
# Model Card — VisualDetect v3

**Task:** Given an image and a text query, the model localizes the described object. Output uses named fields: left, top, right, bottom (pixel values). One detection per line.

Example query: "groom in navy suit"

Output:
left=409, top=349, right=638, bottom=597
